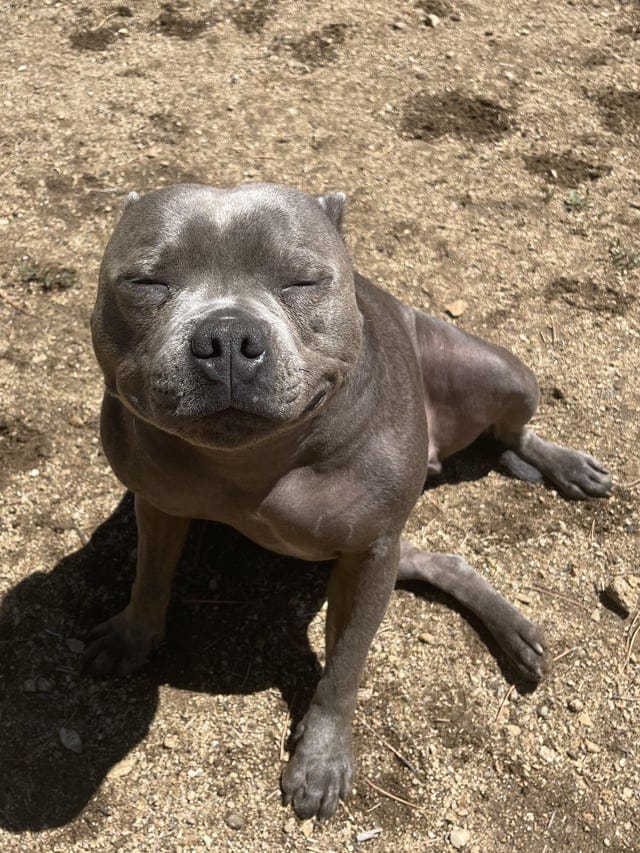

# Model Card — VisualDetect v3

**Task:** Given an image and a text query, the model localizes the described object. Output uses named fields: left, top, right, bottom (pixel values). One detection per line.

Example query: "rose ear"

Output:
left=315, top=191, right=346, bottom=232
left=123, top=191, right=141, bottom=211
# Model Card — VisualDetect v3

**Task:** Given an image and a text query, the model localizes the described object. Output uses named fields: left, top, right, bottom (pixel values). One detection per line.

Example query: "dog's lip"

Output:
left=304, top=389, right=329, bottom=414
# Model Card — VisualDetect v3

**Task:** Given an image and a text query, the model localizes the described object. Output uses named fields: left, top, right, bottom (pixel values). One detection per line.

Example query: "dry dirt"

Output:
left=1, top=0, right=639, bottom=851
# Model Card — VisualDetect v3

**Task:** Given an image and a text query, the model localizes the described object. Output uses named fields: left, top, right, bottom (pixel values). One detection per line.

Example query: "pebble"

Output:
left=224, top=811, right=244, bottom=830
left=66, top=637, right=85, bottom=653
left=163, top=735, right=179, bottom=749
left=602, top=577, right=638, bottom=616
left=419, top=631, right=436, bottom=644
left=59, top=727, right=83, bottom=753
left=301, top=820, right=313, bottom=837
left=425, top=13, right=440, bottom=28
left=450, top=827, right=471, bottom=849
left=505, top=724, right=521, bottom=737
left=107, top=755, right=136, bottom=779
left=391, top=20, right=406, bottom=30
left=538, top=704, right=550, bottom=718
left=445, top=299, right=468, bottom=318
left=568, top=698, right=584, bottom=713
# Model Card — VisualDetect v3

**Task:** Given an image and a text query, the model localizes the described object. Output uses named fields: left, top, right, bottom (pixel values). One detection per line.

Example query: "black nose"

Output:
left=190, top=308, right=268, bottom=383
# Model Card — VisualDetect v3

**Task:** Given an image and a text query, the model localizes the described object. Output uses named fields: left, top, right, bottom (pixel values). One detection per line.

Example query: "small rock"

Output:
left=107, top=755, right=136, bottom=779
left=590, top=607, right=601, bottom=623
left=66, top=637, right=85, bottom=654
left=283, top=817, right=297, bottom=835
left=358, top=686, right=373, bottom=701
left=622, top=787, right=633, bottom=800
left=584, top=739, right=601, bottom=754
left=602, top=577, right=638, bottom=616
left=59, top=727, right=83, bottom=753
left=419, top=631, right=436, bottom=644
left=301, top=819, right=313, bottom=837
left=540, top=745, right=556, bottom=763
left=391, top=20, right=406, bottom=30
left=357, top=828, right=383, bottom=842
left=163, top=735, right=179, bottom=749
left=445, top=299, right=468, bottom=318
left=516, top=592, right=531, bottom=604
left=568, top=698, right=584, bottom=713
left=425, top=13, right=441, bottom=27
left=537, top=704, right=550, bottom=718
left=505, top=724, right=521, bottom=737
left=450, top=827, right=471, bottom=849
left=224, top=811, right=244, bottom=830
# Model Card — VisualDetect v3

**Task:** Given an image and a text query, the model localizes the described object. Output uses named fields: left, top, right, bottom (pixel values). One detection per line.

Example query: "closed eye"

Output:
left=282, top=276, right=331, bottom=292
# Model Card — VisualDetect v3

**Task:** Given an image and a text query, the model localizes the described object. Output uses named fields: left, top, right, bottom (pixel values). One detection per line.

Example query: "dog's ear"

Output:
left=123, top=191, right=141, bottom=211
left=315, top=191, right=346, bottom=232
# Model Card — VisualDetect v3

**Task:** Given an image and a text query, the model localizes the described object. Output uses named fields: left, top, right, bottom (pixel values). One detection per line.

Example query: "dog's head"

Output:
left=92, top=183, right=362, bottom=449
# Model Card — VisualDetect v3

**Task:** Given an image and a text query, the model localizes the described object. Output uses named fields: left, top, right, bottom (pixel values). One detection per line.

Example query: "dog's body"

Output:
left=87, top=183, right=611, bottom=819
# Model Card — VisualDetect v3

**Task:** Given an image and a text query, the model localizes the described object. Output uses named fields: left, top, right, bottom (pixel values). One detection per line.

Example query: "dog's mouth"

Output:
left=303, top=389, right=329, bottom=414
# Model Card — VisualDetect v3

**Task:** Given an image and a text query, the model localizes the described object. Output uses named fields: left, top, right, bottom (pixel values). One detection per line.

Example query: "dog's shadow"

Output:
left=0, top=442, right=535, bottom=832
left=0, top=492, right=330, bottom=832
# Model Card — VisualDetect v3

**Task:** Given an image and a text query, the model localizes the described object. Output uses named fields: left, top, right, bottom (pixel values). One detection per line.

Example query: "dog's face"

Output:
left=92, top=183, right=363, bottom=449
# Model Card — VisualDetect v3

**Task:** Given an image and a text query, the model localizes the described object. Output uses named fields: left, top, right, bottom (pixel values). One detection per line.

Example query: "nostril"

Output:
left=191, top=335, right=222, bottom=359
left=240, top=336, right=265, bottom=359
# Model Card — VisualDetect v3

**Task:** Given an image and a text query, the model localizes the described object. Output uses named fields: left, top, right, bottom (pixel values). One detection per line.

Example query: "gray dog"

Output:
left=87, top=183, right=611, bottom=819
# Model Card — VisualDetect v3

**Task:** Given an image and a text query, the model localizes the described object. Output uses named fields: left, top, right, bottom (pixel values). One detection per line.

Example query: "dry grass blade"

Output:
left=495, top=683, right=515, bottom=722
left=0, top=289, right=30, bottom=314
left=364, top=778, right=424, bottom=811
left=525, top=584, right=590, bottom=613
left=552, top=646, right=578, bottom=663
left=360, top=719, right=423, bottom=778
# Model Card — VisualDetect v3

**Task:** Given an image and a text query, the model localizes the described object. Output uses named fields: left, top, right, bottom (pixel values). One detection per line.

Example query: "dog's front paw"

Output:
left=81, top=607, right=161, bottom=678
left=281, top=708, right=353, bottom=819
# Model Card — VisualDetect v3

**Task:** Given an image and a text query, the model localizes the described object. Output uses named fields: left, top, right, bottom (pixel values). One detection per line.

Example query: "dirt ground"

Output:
left=1, top=0, right=639, bottom=850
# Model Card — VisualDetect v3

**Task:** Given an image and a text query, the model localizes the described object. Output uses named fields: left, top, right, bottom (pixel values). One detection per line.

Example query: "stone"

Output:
left=445, top=299, right=468, bottom=318
left=450, top=828, right=471, bottom=849
left=602, top=577, right=638, bottom=616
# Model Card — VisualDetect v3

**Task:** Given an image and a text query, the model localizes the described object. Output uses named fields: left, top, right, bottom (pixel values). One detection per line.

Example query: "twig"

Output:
left=612, top=695, right=640, bottom=702
left=279, top=699, right=293, bottom=761
left=620, top=618, right=640, bottom=672
left=552, top=646, right=578, bottom=663
left=0, top=289, right=29, bottom=314
left=495, top=684, right=515, bottom=722
left=360, top=719, right=423, bottom=779
left=622, top=477, right=640, bottom=489
left=589, top=519, right=596, bottom=542
left=424, top=493, right=443, bottom=513
left=73, top=523, right=89, bottom=546
left=524, top=585, right=590, bottom=613
left=364, top=778, right=424, bottom=811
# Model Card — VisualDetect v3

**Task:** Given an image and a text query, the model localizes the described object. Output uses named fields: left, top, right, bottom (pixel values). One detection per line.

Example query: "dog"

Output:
left=86, top=183, right=611, bottom=818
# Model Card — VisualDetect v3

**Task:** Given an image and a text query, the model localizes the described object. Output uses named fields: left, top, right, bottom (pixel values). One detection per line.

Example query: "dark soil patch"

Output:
left=231, top=0, right=280, bottom=35
left=154, top=3, right=212, bottom=40
left=0, top=418, right=53, bottom=487
left=400, top=90, right=514, bottom=141
left=523, top=151, right=612, bottom=187
left=272, top=23, right=351, bottom=68
left=415, top=0, right=455, bottom=18
left=69, top=26, right=120, bottom=52
left=583, top=48, right=610, bottom=68
left=544, top=275, right=636, bottom=315
left=595, top=88, right=640, bottom=134
left=19, top=263, right=77, bottom=293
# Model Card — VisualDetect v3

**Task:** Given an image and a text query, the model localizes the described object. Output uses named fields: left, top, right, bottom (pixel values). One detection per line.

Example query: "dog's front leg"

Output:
left=282, top=535, right=400, bottom=819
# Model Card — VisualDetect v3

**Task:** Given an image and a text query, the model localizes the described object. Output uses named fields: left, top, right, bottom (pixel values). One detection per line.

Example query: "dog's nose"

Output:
left=190, top=309, right=268, bottom=383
